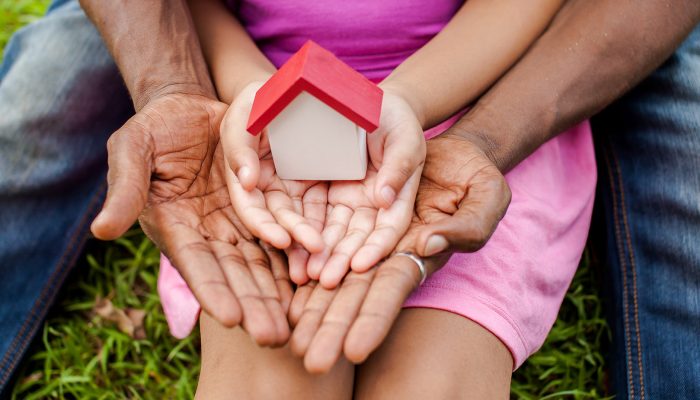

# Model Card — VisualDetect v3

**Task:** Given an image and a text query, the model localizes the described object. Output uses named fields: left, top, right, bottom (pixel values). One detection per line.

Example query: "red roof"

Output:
left=246, top=41, right=383, bottom=135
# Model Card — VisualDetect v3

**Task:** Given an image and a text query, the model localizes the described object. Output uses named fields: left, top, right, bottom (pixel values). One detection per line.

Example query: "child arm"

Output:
left=187, top=0, right=275, bottom=103
left=381, top=0, right=564, bottom=129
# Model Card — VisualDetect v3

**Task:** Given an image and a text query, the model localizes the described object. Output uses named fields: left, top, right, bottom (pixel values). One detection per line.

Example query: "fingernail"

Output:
left=380, top=186, right=396, bottom=205
left=424, top=235, right=449, bottom=256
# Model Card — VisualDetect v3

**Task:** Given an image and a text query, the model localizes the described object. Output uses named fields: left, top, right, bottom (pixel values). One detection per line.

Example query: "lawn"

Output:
left=2, top=1, right=611, bottom=398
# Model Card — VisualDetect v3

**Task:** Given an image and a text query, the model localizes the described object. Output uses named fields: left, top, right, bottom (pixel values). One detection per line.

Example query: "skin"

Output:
left=81, top=0, right=700, bottom=396
left=194, top=134, right=513, bottom=398
left=450, top=0, right=700, bottom=173
left=189, top=0, right=563, bottom=286
left=80, top=0, right=293, bottom=346
left=188, top=0, right=556, bottom=397
left=287, top=0, right=700, bottom=377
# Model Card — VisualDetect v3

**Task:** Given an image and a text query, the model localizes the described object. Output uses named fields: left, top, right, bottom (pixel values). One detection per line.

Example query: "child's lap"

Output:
left=405, top=121, right=596, bottom=368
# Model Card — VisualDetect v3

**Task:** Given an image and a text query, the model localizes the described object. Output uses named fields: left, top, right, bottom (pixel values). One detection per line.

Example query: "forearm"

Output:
left=187, top=0, right=275, bottom=103
left=382, top=0, right=563, bottom=129
left=452, top=0, right=700, bottom=172
left=79, top=0, right=215, bottom=111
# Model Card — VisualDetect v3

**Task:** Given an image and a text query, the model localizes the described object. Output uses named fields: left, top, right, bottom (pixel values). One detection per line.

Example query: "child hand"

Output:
left=220, top=82, right=326, bottom=270
left=308, top=90, right=426, bottom=288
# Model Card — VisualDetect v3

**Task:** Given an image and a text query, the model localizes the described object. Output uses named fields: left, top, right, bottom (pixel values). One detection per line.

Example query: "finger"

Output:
left=351, top=170, right=420, bottom=271
left=286, top=183, right=328, bottom=284
left=237, top=240, right=290, bottom=347
left=288, top=281, right=317, bottom=327
left=372, top=130, right=425, bottom=209
left=220, top=98, right=262, bottom=191
left=262, top=242, right=294, bottom=316
left=319, top=207, right=376, bottom=289
left=226, top=167, right=292, bottom=249
left=343, top=256, right=423, bottom=364
left=302, top=182, right=329, bottom=232
left=265, top=189, right=324, bottom=253
left=209, top=240, right=278, bottom=347
left=92, top=122, right=153, bottom=240
left=415, top=169, right=511, bottom=256
left=287, top=243, right=311, bottom=285
left=307, top=205, right=353, bottom=280
left=304, top=270, right=375, bottom=374
left=289, top=283, right=339, bottom=357
left=151, top=216, right=241, bottom=328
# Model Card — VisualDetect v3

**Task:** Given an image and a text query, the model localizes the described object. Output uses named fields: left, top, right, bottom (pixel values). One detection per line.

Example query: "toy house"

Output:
left=246, top=41, right=383, bottom=180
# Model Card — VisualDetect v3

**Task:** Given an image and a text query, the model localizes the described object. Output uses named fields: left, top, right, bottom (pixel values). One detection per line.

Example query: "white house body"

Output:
left=267, top=91, right=368, bottom=181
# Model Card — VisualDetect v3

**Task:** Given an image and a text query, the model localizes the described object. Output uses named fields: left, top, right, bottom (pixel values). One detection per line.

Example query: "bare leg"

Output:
left=354, top=308, right=512, bottom=400
left=196, top=312, right=355, bottom=400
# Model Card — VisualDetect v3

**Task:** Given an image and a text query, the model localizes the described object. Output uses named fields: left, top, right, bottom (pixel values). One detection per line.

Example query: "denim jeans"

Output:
left=592, top=24, right=700, bottom=399
left=0, top=0, right=699, bottom=397
left=0, top=0, right=132, bottom=392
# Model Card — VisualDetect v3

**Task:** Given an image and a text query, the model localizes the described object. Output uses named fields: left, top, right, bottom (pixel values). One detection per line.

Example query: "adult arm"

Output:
left=80, top=0, right=292, bottom=345
left=455, top=0, right=700, bottom=172
left=79, top=0, right=215, bottom=112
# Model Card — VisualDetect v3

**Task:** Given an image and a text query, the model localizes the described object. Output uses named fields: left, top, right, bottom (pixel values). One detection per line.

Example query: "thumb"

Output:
left=221, top=95, right=262, bottom=192
left=91, top=122, right=153, bottom=240
left=372, top=132, right=425, bottom=209
left=415, top=173, right=511, bottom=256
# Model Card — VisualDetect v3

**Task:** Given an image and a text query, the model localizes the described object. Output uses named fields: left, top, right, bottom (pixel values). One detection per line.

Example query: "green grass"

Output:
left=3, top=2, right=611, bottom=398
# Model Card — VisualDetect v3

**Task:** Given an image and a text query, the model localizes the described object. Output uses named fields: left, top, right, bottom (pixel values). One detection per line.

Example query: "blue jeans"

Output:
left=0, top=0, right=132, bottom=392
left=0, top=0, right=698, bottom=398
left=592, top=24, right=700, bottom=399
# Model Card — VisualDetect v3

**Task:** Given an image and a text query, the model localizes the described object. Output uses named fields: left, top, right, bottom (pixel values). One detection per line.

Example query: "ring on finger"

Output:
left=394, top=251, right=427, bottom=285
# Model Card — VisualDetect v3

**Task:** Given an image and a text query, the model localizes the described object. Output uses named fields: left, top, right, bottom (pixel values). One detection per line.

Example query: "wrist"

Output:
left=441, top=100, right=521, bottom=173
left=81, top=0, right=217, bottom=111
left=378, top=80, right=428, bottom=129
left=134, top=81, right=217, bottom=111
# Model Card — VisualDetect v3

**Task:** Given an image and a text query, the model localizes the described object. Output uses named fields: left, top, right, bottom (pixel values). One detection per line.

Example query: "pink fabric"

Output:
left=158, top=257, right=200, bottom=339
left=157, top=0, right=597, bottom=369
left=405, top=122, right=596, bottom=368
left=227, top=0, right=463, bottom=80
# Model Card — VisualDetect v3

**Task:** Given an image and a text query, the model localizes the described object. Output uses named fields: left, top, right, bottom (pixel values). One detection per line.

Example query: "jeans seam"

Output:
left=604, top=142, right=646, bottom=399
left=610, top=146, right=646, bottom=399
left=603, top=143, right=635, bottom=399
left=0, top=180, right=106, bottom=387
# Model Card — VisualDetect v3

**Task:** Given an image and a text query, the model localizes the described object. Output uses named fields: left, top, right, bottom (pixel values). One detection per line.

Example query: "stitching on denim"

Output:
left=0, top=181, right=106, bottom=387
left=603, top=143, right=635, bottom=399
left=609, top=145, right=646, bottom=399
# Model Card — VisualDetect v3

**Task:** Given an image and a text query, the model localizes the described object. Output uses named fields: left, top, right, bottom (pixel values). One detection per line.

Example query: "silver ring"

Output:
left=395, top=251, right=427, bottom=285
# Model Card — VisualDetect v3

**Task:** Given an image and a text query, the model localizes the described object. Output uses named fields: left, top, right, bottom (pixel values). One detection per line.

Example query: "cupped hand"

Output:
left=287, top=132, right=512, bottom=373
left=221, top=84, right=427, bottom=286
left=306, top=166, right=420, bottom=288
left=221, top=82, right=329, bottom=284
left=305, top=90, right=425, bottom=288
left=91, top=92, right=293, bottom=346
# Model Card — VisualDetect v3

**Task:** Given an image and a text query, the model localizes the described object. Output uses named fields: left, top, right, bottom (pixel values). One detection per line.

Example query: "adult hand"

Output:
left=91, top=92, right=292, bottom=346
left=287, top=133, right=511, bottom=372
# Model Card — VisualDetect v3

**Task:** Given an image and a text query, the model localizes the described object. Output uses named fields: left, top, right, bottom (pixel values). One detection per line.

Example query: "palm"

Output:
left=307, top=166, right=418, bottom=288
left=227, top=153, right=328, bottom=284
left=97, top=93, right=293, bottom=346
left=396, top=133, right=510, bottom=254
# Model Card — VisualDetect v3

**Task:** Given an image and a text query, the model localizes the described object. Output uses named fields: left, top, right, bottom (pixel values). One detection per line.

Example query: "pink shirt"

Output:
left=159, top=0, right=596, bottom=369
left=228, top=0, right=463, bottom=81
